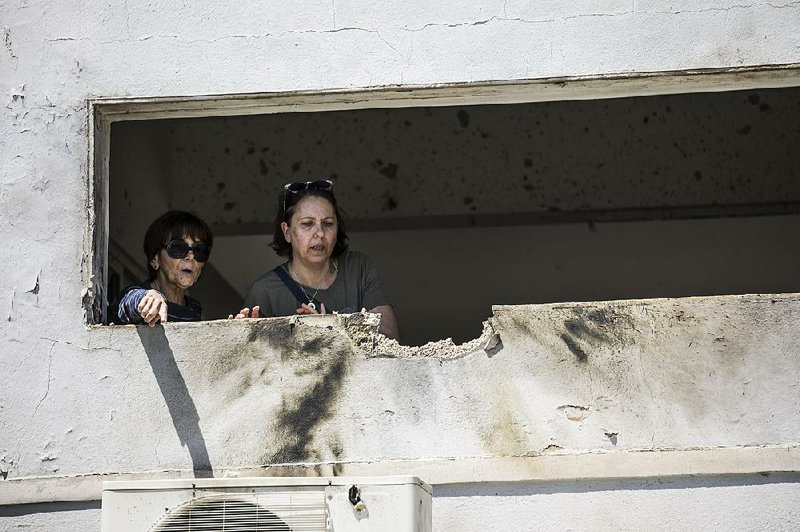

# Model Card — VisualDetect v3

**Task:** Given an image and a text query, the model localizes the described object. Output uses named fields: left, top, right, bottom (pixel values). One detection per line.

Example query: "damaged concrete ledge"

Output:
left=1, top=445, right=798, bottom=506
left=206, top=310, right=500, bottom=358
left=3, top=293, right=799, bottom=509
left=192, top=292, right=800, bottom=360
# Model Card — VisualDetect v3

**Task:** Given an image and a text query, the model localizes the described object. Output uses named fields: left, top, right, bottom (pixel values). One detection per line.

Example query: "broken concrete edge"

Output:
left=367, top=319, right=500, bottom=358
left=251, top=312, right=500, bottom=358
left=491, top=291, right=800, bottom=314
left=334, top=291, right=800, bottom=358
left=83, top=291, right=800, bottom=358
left=87, top=309, right=501, bottom=359
left=1, top=445, right=798, bottom=506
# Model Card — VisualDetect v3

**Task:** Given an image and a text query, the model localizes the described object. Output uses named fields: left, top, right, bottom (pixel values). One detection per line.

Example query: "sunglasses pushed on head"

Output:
left=282, top=179, right=334, bottom=215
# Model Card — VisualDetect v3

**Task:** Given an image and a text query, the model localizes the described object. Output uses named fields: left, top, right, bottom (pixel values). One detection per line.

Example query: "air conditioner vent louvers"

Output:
left=151, top=491, right=327, bottom=532
left=102, top=476, right=432, bottom=531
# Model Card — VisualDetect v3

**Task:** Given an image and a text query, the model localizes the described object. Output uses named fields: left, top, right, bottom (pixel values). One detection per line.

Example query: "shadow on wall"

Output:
left=0, top=501, right=102, bottom=517
left=136, top=327, right=213, bottom=478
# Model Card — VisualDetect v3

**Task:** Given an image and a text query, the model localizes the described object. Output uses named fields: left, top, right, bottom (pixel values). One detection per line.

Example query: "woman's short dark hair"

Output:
left=143, top=211, right=213, bottom=280
left=270, top=187, right=349, bottom=258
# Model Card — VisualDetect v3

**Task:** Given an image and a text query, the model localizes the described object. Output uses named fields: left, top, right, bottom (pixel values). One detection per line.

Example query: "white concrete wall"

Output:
left=2, top=0, right=800, bottom=530
left=434, top=475, right=800, bottom=531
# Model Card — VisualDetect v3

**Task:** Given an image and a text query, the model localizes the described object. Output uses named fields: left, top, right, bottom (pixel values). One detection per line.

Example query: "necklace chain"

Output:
left=297, top=282, right=320, bottom=306
left=288, top=260, right=338, bottom=309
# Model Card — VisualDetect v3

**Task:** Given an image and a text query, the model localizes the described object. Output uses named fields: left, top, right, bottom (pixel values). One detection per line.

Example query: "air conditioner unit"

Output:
left=101, top=476, right=432, bottom=532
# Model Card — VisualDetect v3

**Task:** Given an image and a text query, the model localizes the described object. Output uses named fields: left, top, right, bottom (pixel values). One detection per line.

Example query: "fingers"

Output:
left=252, top=306, right=260, bottom=318
left=137, top=290, right=167, bottom=326
left=229, top=307, right=260, bottom=320
left=296, top=303, right=319, bottom=315
left=144, top=300, right=163, bottom=327
left=144, top=305, right=159, bottom=326
left=320, top=303, right=326, bottom=315
left=158, top=300, right=168, bottom=325
left=139, top=298, right=159, bottom=325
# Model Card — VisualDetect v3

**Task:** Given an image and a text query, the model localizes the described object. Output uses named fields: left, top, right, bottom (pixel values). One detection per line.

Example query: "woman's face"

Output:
left=282, top=196, right=338, bottom=265
left=151, top=235, right=206, bottom=291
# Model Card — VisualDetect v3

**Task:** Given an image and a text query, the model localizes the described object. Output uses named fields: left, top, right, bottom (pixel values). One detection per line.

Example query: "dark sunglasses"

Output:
left=162, top=239, right=210, bottom=262
left=284, top=179, right=333, bottom=194
left=283, top=179, right=334, bottom=215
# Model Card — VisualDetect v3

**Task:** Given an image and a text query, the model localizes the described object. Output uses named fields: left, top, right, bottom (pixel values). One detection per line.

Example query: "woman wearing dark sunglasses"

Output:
left=231, top=180, right=399, bottom=340
left=114, top=210, right=213, bottom=326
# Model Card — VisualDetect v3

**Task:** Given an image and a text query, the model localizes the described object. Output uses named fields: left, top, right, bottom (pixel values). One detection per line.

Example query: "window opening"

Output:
left=92, top=76, right=800, bottom=346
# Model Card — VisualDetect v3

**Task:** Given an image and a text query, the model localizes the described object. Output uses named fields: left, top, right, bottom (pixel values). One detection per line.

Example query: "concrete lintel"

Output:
left=91, top=63, right=800, bottom=123
left=2, top=445, right=797, bottom=506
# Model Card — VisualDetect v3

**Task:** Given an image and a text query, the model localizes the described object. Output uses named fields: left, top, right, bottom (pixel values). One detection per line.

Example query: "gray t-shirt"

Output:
left=243, top=250, right=389, bottom=317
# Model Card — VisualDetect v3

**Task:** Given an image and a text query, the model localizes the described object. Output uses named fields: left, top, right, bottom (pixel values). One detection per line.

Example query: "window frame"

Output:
left=85, top=64, right=800, bottom=324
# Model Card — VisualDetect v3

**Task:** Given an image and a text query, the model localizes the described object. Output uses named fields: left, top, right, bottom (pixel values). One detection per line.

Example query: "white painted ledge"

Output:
left=2, top=445, right=797, bottom=506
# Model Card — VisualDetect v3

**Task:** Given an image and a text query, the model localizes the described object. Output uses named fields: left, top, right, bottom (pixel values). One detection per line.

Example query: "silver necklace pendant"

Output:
left=307, top=301, right=316, bottom=311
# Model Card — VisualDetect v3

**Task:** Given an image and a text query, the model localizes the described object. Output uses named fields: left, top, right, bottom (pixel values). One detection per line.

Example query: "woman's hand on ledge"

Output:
left=228, top=306, right=260, bottom=320
left=138, top=289, right=168, bottom=327
left=296, top=302, right=327, bottom=315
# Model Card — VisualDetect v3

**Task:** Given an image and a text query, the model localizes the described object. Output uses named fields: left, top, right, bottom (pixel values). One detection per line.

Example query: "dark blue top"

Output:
left=115, top=280, right=202, bottom=324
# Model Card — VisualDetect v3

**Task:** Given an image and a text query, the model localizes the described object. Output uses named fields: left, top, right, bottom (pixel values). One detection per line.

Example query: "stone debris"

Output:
left=367, top=319, right=499, bottom=359
left=285, top=310, right=500, bottom=358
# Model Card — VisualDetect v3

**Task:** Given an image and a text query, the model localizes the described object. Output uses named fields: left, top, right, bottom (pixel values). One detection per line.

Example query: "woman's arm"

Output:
left=117, top=287, right=146, bottom=324
left=371, top=304, right=399, bottom=341
left=117, top=287, right=167, bottom=326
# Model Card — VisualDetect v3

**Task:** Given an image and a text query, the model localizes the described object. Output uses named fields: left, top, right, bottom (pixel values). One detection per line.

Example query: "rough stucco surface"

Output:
left=2, top=0, right=800, bottom=529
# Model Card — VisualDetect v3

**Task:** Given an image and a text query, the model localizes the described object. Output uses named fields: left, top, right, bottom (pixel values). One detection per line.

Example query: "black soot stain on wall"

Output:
left=560, top=333, right=588, bottom=362
left=560, top=307, right=625, bottom=362
left=267, top=349, right=348, bottom=463
left=246, top=319, right=340, bottom=362
left=329, top=436, right=344, bottom=476
left=245, top=318, right=352, bottom=463
left=246, top=318, right=295, bottom=348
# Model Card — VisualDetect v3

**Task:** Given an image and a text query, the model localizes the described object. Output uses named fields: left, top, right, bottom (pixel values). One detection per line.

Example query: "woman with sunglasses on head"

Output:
left=114, top=210, right=213, bottom=326
left=231, top=180, right=399, bottom=340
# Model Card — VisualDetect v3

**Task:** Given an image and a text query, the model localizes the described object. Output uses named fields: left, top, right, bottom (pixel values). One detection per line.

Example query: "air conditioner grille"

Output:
left=151, top=491, right=327, bottom=532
